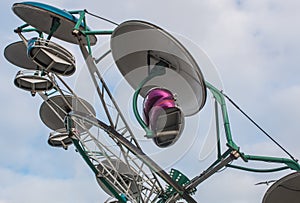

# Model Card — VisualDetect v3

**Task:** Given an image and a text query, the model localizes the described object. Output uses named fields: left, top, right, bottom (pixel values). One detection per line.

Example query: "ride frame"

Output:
left=15, top=8, right=300, bottom=203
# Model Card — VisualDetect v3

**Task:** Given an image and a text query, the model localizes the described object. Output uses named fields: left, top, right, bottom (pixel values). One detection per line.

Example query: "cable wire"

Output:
left=84, top=9, right=119, bottom=26
left=222, top=91, right=298, bottom=162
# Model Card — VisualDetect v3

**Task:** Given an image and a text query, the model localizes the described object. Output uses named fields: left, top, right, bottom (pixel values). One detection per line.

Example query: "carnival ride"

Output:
left=4, top=2, right=300, bottom=202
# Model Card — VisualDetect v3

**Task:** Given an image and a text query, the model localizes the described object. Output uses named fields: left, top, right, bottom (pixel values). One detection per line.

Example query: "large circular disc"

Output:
left=263, top=172, right=300, bottom=203
left=39, top=95, right=96, bottom=131
left=111, top=20, right=207, bottom=116
left=4, top=41, right=38, bottom=70
left=12, top=2, right=97, bottom=45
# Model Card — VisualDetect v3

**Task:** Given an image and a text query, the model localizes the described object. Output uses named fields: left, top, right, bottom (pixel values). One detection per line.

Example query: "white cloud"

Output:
left=0, top=166, right=106, bottom=203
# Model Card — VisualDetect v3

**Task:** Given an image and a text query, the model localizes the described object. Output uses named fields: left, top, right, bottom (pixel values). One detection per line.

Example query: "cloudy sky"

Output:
left=1, top=0, right=300, bottom=202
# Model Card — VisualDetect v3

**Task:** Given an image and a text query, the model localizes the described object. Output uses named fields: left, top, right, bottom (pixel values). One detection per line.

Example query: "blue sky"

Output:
left=1, top=0, right=300, bottom=202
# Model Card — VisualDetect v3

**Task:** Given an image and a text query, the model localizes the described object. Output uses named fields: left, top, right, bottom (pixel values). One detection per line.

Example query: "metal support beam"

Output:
left=168, top=151, right=240, bottom=202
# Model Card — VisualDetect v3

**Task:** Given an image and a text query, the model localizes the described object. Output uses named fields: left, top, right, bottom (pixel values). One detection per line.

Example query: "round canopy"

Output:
left=110, top=20, right=207, bottom=116
left=39, top=95, right=96, bottom=131
left=263, top=172, right=300, bottom=203
left=4, top=41, right=38, bottom=70
left=13, top=2, right=97, bottom=45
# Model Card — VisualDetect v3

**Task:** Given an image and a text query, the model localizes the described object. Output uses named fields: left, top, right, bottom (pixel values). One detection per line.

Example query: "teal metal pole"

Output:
left=214, top=99, right=222, bottom=159
left=17, top=28, right=38, bottom=33
left=68, top=10, right=85, bottom=14
left=83, top=16, right=92, bottom=54
left=227, top=164, right=290, bottom=173
left=205, top=81, right=239, bottom=151
left=132, top=62, right=167, bottom=138
left=83, top=30, right=113, bottom=35
left=73, top=11, right=86, bottom=31
left=132, top=79, right=153, bottom=137
left=206, top=81, right=300, bottom=172
left=244, top=155, right=300, bottom=171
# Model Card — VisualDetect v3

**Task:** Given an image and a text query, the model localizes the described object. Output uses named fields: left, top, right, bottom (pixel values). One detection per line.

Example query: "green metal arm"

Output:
left=205, top=81, right=239, bottom=151
left=132, top=76, right=153, bottom=138
left=226, top=153, right=300, bottom=173
left=71, top=10, right=114, bottom=55
left=206, top=81, right=300, bottom=173
left=239, top=154, right=300, bottom=171
left=83, top=30, right=113, bottom=35
left=14, top=23, right=43, bottom=38
left=132, top=62, right=167, bottom=138
left=227, top=164, right=289, bottom=173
